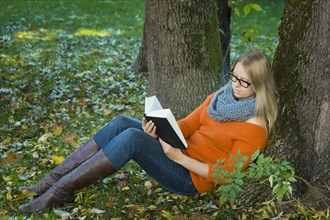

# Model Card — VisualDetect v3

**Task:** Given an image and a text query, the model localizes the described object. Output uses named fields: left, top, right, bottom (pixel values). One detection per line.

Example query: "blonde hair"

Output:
left=233, top=51, right=278, bottom=132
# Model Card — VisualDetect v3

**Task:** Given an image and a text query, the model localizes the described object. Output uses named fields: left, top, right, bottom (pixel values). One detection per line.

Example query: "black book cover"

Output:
left=144, top=115, right=187, bottom=149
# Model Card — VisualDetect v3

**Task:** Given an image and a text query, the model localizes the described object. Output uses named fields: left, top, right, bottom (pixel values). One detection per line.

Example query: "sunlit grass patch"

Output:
left=15, top=28, right=57, bottom=41
left=75, top=28, right=114, bottom=37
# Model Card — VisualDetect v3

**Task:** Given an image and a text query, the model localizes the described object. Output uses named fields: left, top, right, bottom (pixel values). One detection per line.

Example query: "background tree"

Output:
left=133, top=0, right=222, bottom=118
left=270, top=0, right=330, bottom=209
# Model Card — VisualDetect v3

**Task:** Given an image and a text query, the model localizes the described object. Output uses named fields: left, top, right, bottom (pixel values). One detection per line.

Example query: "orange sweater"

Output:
left=178, top=94, right=268, bottom=194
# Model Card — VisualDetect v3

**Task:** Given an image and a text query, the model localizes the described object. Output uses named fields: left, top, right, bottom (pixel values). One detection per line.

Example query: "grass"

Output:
left=0, top=0, right=285, bottom=219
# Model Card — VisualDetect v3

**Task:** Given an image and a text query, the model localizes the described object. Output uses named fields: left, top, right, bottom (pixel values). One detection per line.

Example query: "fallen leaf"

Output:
left=10, top=189, right=36, bottom=201
left=144, top=180, right=153, bottom=189
left=38, top=133, right=52, bottom=143
left=63, top=132, right=78, bottom=148
left=6, top=192, right=13, bottom=201
left=125, top=204, right=140, bottom=219
left=0, top=152, right=20, bottom=166
left=82, top=111, right=92, bottom=118
left=51, top=155, right=65, bottom=165
left=105, top=201, right=118, bottom=208
left=78, top=99, right=91, bottom=106
left=104, top=109, right=113, bottom=115
left=89, top=208, right=105, bottom=214
left=22, top=124, right=29, bottom=130
left=121, top=186, right=129, bottom=191
left=32, top=152, right=39, bottom=158
left=53, top=124, right=63, bottom=136
left=18, top=167, right=25, bottom=175
left=147, top=205, right=157, bottom=210
left=161, top=210, right=172, bottom=218
left=54, top=209, right=71, bottom=219
left=63, top=131, right=77, bottom=141
left=2, top=176, right=11, bottom=181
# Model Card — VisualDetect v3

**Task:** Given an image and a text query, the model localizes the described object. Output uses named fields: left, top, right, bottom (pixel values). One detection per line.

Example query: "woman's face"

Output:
left=231, top=62, right=255, bottom=100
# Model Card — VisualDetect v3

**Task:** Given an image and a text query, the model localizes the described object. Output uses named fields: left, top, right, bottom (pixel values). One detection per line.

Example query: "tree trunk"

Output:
left=133, top=0, right=222, bottom=118
left=270, top=0, right=330, bottom=209
left=217, top=0, right=231, bottom=85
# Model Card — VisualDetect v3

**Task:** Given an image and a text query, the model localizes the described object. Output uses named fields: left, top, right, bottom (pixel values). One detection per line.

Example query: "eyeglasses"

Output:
left=229, top=72, right=251, bottom=88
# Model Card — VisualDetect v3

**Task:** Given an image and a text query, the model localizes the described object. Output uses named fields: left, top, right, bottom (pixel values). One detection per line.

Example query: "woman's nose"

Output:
left=233, top=80, right=241, bottom=87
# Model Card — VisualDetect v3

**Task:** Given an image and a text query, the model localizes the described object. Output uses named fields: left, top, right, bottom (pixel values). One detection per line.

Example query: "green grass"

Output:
left=0, top=0, right=285, bottom=219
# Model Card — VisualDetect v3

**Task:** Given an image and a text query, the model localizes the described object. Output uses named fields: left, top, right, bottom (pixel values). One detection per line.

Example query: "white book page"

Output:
left=145, top=96, right=163, bottom=114
left=146, top=108, right=168, bottom=118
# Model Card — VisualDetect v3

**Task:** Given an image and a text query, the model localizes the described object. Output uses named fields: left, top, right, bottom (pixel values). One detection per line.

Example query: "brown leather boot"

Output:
left=18, top=138, right=99, bottom=196
left=18, top=150, right=117, bottom=213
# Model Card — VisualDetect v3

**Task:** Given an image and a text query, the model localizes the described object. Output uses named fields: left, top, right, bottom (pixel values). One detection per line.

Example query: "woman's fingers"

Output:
left=145, top=120, right=154, bottom=132
left=142, top=118, right=158, bottom=138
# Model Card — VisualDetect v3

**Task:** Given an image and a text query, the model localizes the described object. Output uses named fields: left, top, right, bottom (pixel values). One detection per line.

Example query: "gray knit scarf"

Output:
left=208, top=84, right=256, bottom=122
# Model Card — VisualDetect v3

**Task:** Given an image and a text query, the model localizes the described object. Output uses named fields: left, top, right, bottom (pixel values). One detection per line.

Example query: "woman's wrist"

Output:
left=175, top=153, right=188, bottom=165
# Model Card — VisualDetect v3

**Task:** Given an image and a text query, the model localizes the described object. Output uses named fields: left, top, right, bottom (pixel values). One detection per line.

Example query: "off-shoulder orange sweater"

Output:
left=178, top=94, right=268, bottom=194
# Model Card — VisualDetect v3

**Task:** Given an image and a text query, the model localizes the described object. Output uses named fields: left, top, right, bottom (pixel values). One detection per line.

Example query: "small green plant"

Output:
left=212, top=150, right=296, bottom=205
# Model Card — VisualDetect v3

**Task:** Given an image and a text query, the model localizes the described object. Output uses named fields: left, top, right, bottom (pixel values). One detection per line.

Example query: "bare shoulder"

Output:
left=246, top=116, right=266, bottom=128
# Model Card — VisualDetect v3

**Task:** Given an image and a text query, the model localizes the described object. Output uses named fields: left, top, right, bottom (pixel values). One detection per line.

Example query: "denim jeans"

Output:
left=93, top=115, right=199, bottom=196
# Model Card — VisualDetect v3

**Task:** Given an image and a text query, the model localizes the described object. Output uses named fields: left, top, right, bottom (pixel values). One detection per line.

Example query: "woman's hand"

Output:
left=160, top=139, right=208, bottom=178
left=142, top=117, right=158, bottom=138
left=159, top=138, right=184, bottom=163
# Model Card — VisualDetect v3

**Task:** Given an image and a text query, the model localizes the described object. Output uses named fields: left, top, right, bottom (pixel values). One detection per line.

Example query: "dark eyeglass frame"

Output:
left=229, top=72, right=251, bottom=88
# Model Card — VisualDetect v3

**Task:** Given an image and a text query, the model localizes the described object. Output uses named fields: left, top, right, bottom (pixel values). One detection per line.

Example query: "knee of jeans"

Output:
left=113, top=114, right=129, bottom=124
left=123, top=127, right=144, bottom=139
left=121, top=128, right=145, bottom=149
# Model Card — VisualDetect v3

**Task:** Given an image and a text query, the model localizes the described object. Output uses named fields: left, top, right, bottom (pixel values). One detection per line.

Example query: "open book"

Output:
left=144, top=96, right=188, bottom=149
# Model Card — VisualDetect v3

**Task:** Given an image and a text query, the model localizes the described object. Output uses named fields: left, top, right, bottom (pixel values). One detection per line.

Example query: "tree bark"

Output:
left=270, top=0, right=330, bottom=209
left=217, top=0, right=231, bottom=84
left=133, top=0, right=222, bottom=118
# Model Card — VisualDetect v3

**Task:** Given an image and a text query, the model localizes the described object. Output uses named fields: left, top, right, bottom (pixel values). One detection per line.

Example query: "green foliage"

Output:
left=211, top=150, right=330, bottom=219
left=229, top=0, right=285, bottom=61
left=230, top=1, right=262, bottom=16
left=212, top=150, right=296, bottom=205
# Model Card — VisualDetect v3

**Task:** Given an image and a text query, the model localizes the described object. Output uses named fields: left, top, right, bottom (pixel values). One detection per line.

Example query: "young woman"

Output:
left=18, top=51, right=278, bottom=213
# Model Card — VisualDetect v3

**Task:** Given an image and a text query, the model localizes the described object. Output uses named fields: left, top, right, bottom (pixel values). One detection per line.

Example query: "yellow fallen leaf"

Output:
left=51, top=155, right=65, bottom=165
left=6, top=191, right=12, bottom=201
left=161, top=210, right=172, bottom=218
left=121, top=186, right=130, bottom=191
left=147, top=205, right=157, bottom=210
left=2, top=176, right=11, bottom=181
left=82, top=111, right=92, bottom=118
left=38, top=133, right=52, bottom=143
left=2, top=137, right=11, bottom=143
left=22, top=124, right=29, bottom=130
left=10, top=189, right=36, bottom=201
left=0, top=209, right=8, bottom=215
left=53, top=124, right=63, bottom=136
left=144, top=181, right=153, bottom=189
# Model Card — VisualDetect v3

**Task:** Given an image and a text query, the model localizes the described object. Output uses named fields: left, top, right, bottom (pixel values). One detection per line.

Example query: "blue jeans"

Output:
left=93, top=115, right=199, bottom=196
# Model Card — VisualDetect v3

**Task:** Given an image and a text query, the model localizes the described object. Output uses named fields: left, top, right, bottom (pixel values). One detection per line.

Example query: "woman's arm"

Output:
left=178, top=94, right=214, bottom=138
left=159, top=138, right=208, bottom=178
